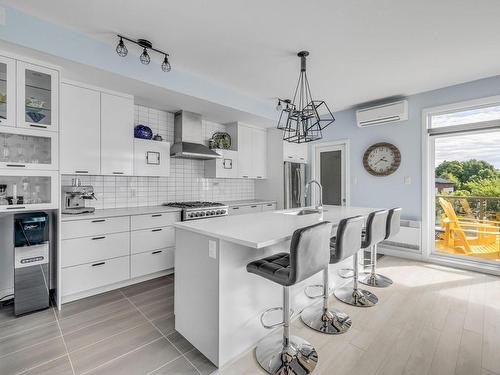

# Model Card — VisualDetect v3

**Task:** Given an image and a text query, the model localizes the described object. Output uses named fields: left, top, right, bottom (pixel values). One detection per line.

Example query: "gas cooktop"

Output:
left=163, top=201, right=228, bottom=221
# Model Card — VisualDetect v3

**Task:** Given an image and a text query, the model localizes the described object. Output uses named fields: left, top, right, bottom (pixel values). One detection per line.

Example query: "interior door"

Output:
left=314, top=143, right=346, bottom=206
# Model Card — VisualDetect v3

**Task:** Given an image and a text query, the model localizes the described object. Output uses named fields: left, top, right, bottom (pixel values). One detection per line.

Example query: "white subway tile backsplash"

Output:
left=62, top=105, right=255, bottom=208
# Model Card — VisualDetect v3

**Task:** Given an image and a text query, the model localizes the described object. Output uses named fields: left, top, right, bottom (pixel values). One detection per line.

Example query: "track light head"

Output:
left=140, top=48, right=151, bottom=65
left=116, top=38, right=128, bottom=57
left=161, top=55, right=171, bottom=72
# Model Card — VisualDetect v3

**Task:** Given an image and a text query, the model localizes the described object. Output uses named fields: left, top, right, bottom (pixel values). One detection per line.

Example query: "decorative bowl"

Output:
left=26, top=111, right=46, bottom=123
left=26, top=97, right=45, bottom=109
left=134, top=125, right=153, bottom=139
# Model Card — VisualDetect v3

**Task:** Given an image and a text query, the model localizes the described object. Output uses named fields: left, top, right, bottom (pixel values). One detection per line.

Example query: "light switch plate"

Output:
left=404, top=176, right=411, bottom=185
left=208, top=240, right=217, bottom=259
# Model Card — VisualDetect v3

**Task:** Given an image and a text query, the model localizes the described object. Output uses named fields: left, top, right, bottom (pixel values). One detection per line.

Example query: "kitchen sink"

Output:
left=283, top=209, right=325, bottom=216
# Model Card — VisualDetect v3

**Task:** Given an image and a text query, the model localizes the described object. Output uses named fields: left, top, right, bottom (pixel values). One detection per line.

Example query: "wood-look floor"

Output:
left=220, top=256, right=500, bottom=375
left=0, top=275, right=216, bottom=375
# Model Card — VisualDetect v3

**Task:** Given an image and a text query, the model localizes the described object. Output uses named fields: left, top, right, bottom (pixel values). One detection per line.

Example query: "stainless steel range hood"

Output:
left=170, top=111, right=221, bottom=160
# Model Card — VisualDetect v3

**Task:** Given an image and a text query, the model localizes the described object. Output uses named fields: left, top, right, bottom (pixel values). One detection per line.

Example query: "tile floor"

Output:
left=0, top=275, right=216, bottom=375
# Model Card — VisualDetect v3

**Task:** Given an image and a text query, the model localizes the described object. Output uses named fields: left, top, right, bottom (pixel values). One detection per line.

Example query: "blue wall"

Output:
left=321, top=75, right=500, bottom=221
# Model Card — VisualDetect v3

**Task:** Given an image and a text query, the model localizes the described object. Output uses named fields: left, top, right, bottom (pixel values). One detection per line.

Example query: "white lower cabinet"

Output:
left=131, top=227, right=175, bottom=254
left=61, top=216, right=130, bottom=239
left=62, top=256, right=130, bottom=297
left=131, top=247, right=175, bottom=279
left=262, top=202, right=277, bottom=211
left=228, top=202, right=276, bottom=215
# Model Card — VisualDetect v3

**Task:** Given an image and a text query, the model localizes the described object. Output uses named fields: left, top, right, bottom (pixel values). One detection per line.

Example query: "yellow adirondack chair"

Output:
left=438, top=197, right=500, bottom=259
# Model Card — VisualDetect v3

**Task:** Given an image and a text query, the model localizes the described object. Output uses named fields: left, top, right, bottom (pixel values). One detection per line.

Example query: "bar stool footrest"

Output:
left=260, top=307, right=295, bottom=329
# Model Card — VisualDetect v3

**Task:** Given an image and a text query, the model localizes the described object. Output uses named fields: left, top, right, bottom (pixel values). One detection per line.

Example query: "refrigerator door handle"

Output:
left=297, top=168, right=302, bottom=207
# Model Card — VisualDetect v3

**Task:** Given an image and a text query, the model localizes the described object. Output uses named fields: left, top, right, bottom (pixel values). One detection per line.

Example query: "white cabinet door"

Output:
left=284, top=141, right=308, bottom=163
left=131, top=247, right=174, bottom=278
left=261, top=202, right=277, bottom=211
left=17, top=61, right=59, bottom=132
left=237, top=125, right=253, bottom=178
left=61, top=83, right=101, bottom=175
left=100, top=93, right=134, bottom=176
left=133, top=139, right=170, bottom=177
left=253, top=128, right=267, bottom=179
left=204, top=149, right=238, bottom=178
left=0, top=55, right=16, bottom=128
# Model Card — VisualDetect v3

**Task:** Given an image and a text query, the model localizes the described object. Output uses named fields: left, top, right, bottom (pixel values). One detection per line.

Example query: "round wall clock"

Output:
left=363, top=142, right=401, bottom=176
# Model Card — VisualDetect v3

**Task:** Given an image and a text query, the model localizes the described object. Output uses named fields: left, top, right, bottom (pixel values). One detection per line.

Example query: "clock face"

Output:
left=363, top=143, right=401, bottom=176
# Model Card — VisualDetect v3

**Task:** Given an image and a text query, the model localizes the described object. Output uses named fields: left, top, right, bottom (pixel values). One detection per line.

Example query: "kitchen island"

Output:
left=173, top=205, right=378, bottom=368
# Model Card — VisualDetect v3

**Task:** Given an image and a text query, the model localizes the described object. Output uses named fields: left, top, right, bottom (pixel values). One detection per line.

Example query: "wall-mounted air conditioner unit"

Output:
left=356, top=99, right=408, bottom=128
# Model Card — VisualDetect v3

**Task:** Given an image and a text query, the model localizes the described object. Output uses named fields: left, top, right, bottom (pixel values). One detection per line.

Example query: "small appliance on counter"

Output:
left=62, top=178, right=97, bottom=215
left=14, top=212, right=50, bottom=316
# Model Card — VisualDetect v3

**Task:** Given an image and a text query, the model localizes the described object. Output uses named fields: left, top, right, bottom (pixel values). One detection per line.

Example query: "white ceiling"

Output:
left=6, top=0, right=500, bottom=112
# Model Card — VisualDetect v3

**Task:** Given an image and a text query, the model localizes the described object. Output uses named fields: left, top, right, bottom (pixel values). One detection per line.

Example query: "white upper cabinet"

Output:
left=17, top=61, right=59, bottom=132
left=205, top=149, right=238, bottom=178
left=283, top=141, right=308, bottom=163
left=61, top=83, right=101, bottom=175
left=237, top=124, right=267, bottom=179
left=0, top=55, right=16, bottom=128
left=100, top=92, right=134, bottom=176
left=133, top=138, right=170, bottom=177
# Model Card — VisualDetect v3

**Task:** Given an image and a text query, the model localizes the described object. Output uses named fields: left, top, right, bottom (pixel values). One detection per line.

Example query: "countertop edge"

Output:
left=61, top=206, right=182, bottom=222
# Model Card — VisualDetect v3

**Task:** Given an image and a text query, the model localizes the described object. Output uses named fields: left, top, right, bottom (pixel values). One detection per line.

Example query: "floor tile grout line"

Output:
left=145, top=348, right=198, bottom=375
left=0, top=329, right=63, bottom=360
left=52, top=308, right=77, bottom=375
left=78, top=337, right=165, bottom=375
left=119, top=290, right=205, bottom=375
left=15, top=353, right=70, bottom=375
left=55, top=295, right=128, bottom=324
left=0, top=317, right=57, bottom=341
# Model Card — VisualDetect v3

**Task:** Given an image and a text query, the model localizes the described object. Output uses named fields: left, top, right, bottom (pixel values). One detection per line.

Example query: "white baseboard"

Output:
left=378, top=245, right=423, bottom=261
left=61, top=269, right=173, bottom=305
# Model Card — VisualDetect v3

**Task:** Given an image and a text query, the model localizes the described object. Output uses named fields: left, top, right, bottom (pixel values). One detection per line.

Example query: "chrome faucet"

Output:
left=305, top=180, right=323, bottom=212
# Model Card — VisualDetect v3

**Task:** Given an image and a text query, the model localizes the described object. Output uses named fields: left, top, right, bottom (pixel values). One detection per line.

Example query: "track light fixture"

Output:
left=116, top=35, right=172, bottom=72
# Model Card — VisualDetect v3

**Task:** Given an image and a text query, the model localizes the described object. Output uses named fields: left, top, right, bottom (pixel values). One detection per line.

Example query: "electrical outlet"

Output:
left=208, top=240, right=217, bottom=259
left=404, top=176, right=411, bottom=185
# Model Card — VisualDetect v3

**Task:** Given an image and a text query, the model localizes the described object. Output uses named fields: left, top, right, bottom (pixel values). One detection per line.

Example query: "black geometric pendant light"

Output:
left=277, top=51, right=335, bottom=143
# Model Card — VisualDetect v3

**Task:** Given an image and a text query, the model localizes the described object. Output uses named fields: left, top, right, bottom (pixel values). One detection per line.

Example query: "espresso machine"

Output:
left=62, top=178, right=97, bottom=215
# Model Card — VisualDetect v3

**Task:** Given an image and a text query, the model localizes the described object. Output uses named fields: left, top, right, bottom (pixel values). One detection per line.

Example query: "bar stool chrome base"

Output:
left=334, top=286, right=378, bottom=307
left=301, top=305, right=352, bottom=334
left=255, top=334, right=318, bottom=375
left=359, top=272, right=393, bottom=288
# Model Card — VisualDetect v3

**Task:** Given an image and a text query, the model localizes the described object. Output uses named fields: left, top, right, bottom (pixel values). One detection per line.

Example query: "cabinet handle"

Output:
left=30, top=124, right=47, bottom=129
left=152, top=228, right=162, bottom=232
left=242, top=175, right=249, bottom=178
left=152, top=250, right=163, bottom=255
left=288, top=156, right=293, bottom=159
left=152, top=214, right=162, bottom=217
left=91, top=219, right=106, bottom=223
left=113, top=172, right=124, bottom=175
left=75, top=170, right=88, bottom=174
left=91, top=262, right=105, bottom=267
left=6, top=164, right=26, bottom=168
left=251, top=205, right=257, bottom=208
left=91, top=236, right=106, bottom=240
left=266, top=204, right=273, bottom=206
left=257, top=176, right=263, bottom=179
left=7, top=206, right=25, bottom=210
left=232, top=207, right=239, bottom=210
left=300, top=157, right=305, bottom=160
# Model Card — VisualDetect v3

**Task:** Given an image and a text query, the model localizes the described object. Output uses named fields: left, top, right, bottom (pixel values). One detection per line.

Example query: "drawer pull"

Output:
left=251, top=205, right=258, bottom=208
left=113, top=172, right=124, bottom=175
left=257, top=176, right=263, bottom=179
left=151, top=228, right=162, bottom=232
left=266, top=204, right=273, bottom=206
left=30, top=124, right=47, bottom=129
left=92, top=236, right=106, bottom=240
left=242, top=175, right=249, bottom=178
left=152, top=250, right=163, bottom=255
left=232, top=207, right=239, bottom=210
left=152, top=214, right=162, bottom=217
left=7, top=206, right=25, bottom=210
left=91, top=262, right=106, bottom=267
left=75, top=170, right=88, bottom=174
left=91, top=219, right=106, bottom=223
left=6, top=164, right=26, bottom=168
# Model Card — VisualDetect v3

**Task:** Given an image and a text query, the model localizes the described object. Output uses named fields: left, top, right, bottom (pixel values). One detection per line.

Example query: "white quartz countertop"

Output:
left=174, top=205, right=380, bottom=248
left=222, top=199, right=277, bottom=207
left=61, top=205, right=182, bottom=222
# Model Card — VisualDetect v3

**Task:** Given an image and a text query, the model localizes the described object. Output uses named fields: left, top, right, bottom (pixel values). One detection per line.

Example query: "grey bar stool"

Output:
left=301, top=215, right=364, bottom=334
left=247, top=221, right=333, bottom=375
left=359, top=208, right=398, bottom=288
left=334, top=210, right=388, bottom=307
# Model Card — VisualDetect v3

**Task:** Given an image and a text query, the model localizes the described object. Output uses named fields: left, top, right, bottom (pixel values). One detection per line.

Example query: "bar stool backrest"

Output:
left=289, top=221, right=333, bottom=285
left=385, top=207, right=402, bottom=240
left=362, top=210, right=389, bottom=248
left=331, top=215, right=364, bottom=264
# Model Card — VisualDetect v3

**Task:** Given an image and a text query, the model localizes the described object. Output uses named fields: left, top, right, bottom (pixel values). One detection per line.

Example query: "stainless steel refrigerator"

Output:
left=284, top=162, right=306, bottom=209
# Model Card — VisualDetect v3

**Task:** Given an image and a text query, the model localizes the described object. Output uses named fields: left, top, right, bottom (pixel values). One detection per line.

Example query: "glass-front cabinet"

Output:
left=17, top=61, right=59, bottom=132
left=0, top=55, right=16, bottom=128
left=0, top=127, right=58, bottom=170
left=0, top=170, right=58, bottom=212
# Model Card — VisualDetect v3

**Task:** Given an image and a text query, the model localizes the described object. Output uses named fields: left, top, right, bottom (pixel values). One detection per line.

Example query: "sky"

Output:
left=432, top=107, right=500, bottom=168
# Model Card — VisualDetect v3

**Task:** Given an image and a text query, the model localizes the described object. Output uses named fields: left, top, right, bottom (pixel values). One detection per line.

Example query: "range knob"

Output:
left=216, top=210, right=221, bottom=215
left=211, top=210, right=216, bottom=215
left=221, top=209, right=227, bottom=215
left=188, top=213, right=194, bottom=218
left=194, top=212, right=200, bottom=217
left=200, top=212, right=206, bottom=216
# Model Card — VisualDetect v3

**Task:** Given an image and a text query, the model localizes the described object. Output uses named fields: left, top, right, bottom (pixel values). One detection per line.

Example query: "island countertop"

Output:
left=173, top=205, right=378, bottom=248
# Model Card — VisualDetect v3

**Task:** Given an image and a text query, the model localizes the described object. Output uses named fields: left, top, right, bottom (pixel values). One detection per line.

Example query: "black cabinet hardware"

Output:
left=152, top=250, right=162, bottom=255
left=91, top=262, right=105, bottom=267
left=151, top=228, right=162, bottom=232
left=91, top=236, right=106, bottom=240
left=91, top=219, right=106, bottom=223
left=6, top=164, right=26, bottom=168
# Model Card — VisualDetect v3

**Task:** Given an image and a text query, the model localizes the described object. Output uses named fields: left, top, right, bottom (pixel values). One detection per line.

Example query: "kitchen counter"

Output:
left=174, top=205, right=382, bottom=367
left=222, top=199, right=277, bottom=207
left=61, top=205, right=182, bottom=222
left=174, top=205, right=377, bottom=248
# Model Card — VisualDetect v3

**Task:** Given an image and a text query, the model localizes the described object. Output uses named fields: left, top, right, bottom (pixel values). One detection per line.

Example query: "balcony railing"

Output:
left=436, top=195, right=500, bottom=222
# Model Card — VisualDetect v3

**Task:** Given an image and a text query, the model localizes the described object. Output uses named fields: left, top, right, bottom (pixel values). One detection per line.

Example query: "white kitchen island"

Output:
left=173, top=205, right=379, bottom=368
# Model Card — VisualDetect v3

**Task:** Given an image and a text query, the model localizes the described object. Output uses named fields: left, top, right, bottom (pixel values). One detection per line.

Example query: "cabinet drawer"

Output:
left=229, top=204, right=262, bottom=215
left=131, top=212, right=180, bottom=231
left=262, top=203, right=277, bottom=212
left=61, top=232, right=130, bottom=268
left=131, top=227, right=175, bottom=254
left=131, top=248, right=174, bottom=279
left=62, top=256, right=130, bottom=297
left=61, top=216, right=130, bottom=239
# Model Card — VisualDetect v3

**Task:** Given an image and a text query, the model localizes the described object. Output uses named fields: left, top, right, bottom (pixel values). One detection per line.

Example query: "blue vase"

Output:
left=134, top=125, right=153, bottom=139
